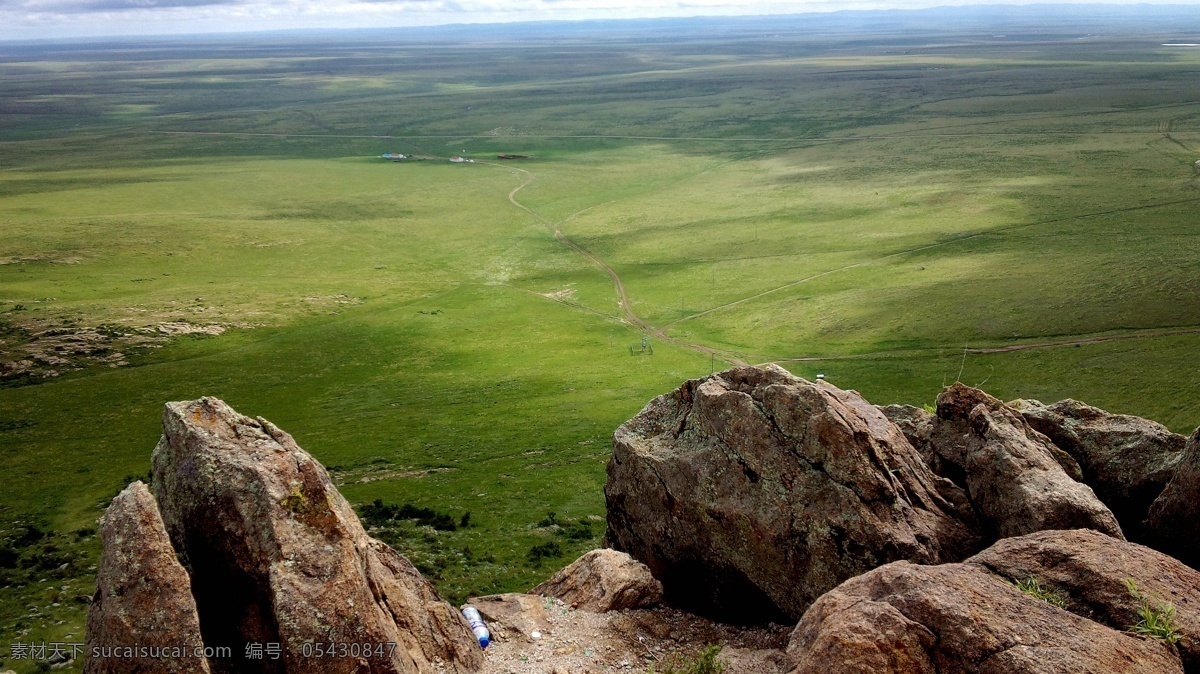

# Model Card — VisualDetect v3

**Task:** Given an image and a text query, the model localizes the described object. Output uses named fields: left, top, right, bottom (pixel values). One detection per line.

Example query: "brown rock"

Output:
left=965, top=402, right=1123, bottom=539
left=605, top=366, right=978, bottom=622
left=464, top=594, right=549, bottom=642
left=85, top=482, right=211, bottom=674
left=531, top=549, right=663, bottom=613
left=151, top=397, right=482, bottom=674
left=1144, top=428, right=1200, bottom=570
left=936, top=383, right=1084, bottom=481
left=788, top=559, right=1182, bottom=674
left=910, top=383, right=1122, bottom=541
left=969, top=529, right=1200, bottom=671
left=1013, top=398, right=1185, bottom=535
left=879, top=404, right=940, bottom=472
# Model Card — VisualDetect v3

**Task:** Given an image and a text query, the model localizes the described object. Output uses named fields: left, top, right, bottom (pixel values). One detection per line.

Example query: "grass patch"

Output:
left=1125, top=578, right=1182, bottom=645
left=1013, top=577, right=1068, bottom=609
left=650, top=643, right=725, bottom=674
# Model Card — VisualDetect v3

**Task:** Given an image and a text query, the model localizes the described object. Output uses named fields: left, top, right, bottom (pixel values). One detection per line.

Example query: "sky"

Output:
left=2, top=0, right=1199, bottom=40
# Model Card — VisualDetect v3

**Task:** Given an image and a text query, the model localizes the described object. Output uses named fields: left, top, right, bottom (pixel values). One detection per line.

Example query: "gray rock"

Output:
left=605, top=366, right=978, bottom=622
left=1144, top=427, right=1200, bottom=570
left=85, top=481, right=210, bottom=674
left=464, top=594, right=549, bottom=642
left=964, top=401, right=1123, bottom=540
left=151, top=397, right=482, bottom=674
left=1013, top=398, right=1185, bottom=537
left=921, top=383, right=1123, bottom=541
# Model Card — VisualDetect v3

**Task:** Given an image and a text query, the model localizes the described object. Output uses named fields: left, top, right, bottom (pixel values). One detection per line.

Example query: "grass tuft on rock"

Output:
left=1014, top=576, right=1068, bottom=609
left=1125, top=578, right=1182, bottom=645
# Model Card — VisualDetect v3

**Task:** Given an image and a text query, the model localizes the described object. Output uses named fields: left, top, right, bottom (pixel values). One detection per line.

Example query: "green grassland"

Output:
left=3, top=12, right=1200, bottom=671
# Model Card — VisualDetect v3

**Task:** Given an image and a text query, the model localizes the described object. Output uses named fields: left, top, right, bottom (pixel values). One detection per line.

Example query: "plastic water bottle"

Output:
left=461, top=606, right=490, bottom=649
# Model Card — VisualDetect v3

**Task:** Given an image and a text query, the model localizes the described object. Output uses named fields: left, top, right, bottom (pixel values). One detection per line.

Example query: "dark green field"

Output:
left=2, top=8, right=1200, bottom=671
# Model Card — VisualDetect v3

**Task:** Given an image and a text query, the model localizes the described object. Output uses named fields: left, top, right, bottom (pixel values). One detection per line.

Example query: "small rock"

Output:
left=532, top=549, right=662, bottom=613
left=466, top=593, right=549, bottom=642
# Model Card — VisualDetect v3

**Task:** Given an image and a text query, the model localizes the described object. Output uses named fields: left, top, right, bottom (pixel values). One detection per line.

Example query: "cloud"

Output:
left=4, top=0, right=242, bottom=12
left=2, top=0, right=1199, bottom=39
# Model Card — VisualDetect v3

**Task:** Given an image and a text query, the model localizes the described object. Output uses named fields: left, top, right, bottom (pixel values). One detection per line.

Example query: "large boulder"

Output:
left=605, top=366, right=979, bottom=622
left=964, top=402, right=1123, bottom=539
left=934, top=383, right=1085, bottom=482
left=969, top=529, right=1200, bottom=671
left=788, top=557, right=1182, bottom=674
left=893, top=383, right=1122, bottom=541
left=85, top=482, right=211, bottom=674
left=1013, top=398, right=1185, bottom=535
left=531, top=549, right=663, bottom=612
left=150, top=397, right=483, bottom=674
left=1144, top=428, right=1200, bottom=570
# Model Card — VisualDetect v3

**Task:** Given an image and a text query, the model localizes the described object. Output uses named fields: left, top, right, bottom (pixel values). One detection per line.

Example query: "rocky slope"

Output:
left=84, top=371, right=1200, bottom=674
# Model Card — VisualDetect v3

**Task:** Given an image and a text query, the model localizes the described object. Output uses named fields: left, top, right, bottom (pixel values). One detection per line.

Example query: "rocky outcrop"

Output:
left=464, top=594, right=549, bottom=642
left=1144, top=428, right=1200, bottom=570
left=965, top=401, right=1122, bottom=539
left=147, top=397, right=483, bottom=674
left=888, top=384, right=1123, bottom=541
left=969, top=529, right=1200, bottom=671
left=85, top=482, right=211, bottom=674
left=531, top=549, right=663, bottom=613
left=788, top=556, right=1182, bottom=674
left=1013, top=398, right=1185, bottom=535
left=878, top=404, right=943, bottom=474
left=605, top=366, right=979, bottom=622
left=85, top=397, right=483, bottom=674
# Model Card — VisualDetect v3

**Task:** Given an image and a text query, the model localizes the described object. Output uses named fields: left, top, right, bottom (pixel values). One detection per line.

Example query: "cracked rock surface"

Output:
left=87, top=397, right=483, bottom=674
left=604, top=365, right=979, bottom=622
left=1013, top=398, right=1185, bottom=538
left=787, top=551, right=1183, bottom=674
left=887, top=384, right=1124, bottom=542
left=85, top=481, right=211, bottom=674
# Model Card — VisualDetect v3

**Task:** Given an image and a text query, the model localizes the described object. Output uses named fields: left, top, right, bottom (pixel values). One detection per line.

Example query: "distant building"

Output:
left=449, top=156, right=473, bottom=163
left=380, top=153, right=407, bottom=160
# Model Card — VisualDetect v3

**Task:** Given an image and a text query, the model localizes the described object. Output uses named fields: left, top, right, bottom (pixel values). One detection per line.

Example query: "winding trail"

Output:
left=479, top=161, right=749, bottom=366
left=483, top=159, right=1200, bottom=370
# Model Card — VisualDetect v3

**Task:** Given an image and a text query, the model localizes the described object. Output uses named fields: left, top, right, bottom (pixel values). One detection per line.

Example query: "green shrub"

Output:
left=359, top=499, right=458, bottom=531
left=558, top=520, right=593, bottom=541
left=526, top=541, right=563, bottom=564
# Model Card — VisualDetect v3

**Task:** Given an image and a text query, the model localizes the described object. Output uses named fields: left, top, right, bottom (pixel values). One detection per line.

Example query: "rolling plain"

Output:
left=2, top=8, right=1200, bottom=671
